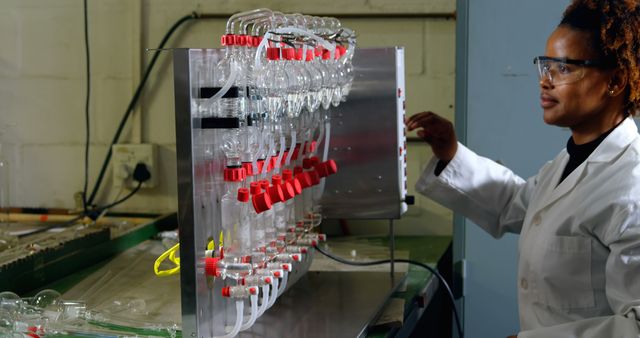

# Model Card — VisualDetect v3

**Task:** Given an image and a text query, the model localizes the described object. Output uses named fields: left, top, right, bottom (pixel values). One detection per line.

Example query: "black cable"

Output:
left=86, top=13, right=198, bottom=206
left=96, top=181, right=142, bottom=212
left=314, top=244, right=464, bottom=338
left=82, top=0, right=91, bottom=215
left=17, top=215, right=83, bottom=238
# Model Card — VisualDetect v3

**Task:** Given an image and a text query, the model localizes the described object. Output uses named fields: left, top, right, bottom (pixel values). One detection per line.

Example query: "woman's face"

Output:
left=539, top=26, right=613, bottom=133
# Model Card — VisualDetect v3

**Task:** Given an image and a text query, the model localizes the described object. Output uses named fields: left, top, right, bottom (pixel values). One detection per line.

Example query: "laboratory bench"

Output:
left=2, top=213, right=452, bottom=338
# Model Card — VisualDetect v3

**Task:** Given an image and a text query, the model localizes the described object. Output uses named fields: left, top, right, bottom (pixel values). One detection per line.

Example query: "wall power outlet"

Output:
left=112, top=143, right=156, bottom=189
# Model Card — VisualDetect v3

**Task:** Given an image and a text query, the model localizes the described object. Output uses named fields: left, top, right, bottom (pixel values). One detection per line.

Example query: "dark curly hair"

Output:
left=561, top=0, right=640, bottom=115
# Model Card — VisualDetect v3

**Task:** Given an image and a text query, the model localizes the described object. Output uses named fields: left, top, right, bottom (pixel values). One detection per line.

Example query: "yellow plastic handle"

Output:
left=154, top=243, right=181, bottom=277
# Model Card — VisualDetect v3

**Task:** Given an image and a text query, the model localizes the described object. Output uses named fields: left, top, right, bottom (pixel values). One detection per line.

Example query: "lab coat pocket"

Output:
left=538, top=235, right=594, bottom=309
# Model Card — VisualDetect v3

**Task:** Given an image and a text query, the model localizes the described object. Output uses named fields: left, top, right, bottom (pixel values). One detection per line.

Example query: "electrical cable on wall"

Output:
left=86, top=13, right=198, bottom=207
left=82, top=0, right=91, bottom=216
left=313, top=244, right=464, bottom=338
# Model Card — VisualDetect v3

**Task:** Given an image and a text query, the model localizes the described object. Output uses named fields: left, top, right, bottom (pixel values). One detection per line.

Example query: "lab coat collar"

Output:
left=587, top=117, right=638, bottom=163
left=533, top=117, right=638, bottom=213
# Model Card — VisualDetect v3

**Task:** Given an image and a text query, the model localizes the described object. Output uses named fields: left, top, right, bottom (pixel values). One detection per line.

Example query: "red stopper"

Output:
left=205, top=257, right=220, bottom=277
left=296, top=172, right=312, bottom=189
left=250, top=182, right=262, bottom=195
left=237, top=188, right=250, bottom=202
left=306, top=49, right=314, bottom=61
left=224, top=167, right=245, bottom=182
left=242, top=162, right=254, bottom=176
left=282, top=169, right=293, bottom=181
left=272, top=174, right=282, bottom=186
left=308, top=170, right=320, bottom=186
left=322, top=49, right=331, bottom=60
left=268, top=184, right=285, bottom=203
left=282, top=48, right=295, bottom=60
left=281, top=181, right=296, bottom=200
left=221, top=286, right=231, bottom=297
left=266, top=47, right=280, bottom=61
left=252, top=192, right=272, bottom=213
left=221, top=34, right=235, bottom=46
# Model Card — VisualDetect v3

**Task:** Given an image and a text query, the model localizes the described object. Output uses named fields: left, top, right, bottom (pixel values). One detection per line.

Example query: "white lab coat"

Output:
left=416, top=118, right=640, bottom=338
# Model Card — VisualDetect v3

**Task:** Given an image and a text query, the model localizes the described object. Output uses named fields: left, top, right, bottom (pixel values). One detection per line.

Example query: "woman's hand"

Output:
left=406, top=111, right=458, bottom=162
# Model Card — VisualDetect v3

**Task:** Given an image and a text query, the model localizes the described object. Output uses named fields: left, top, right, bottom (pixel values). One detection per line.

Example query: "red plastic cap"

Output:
left=266, top=47, right=280, bottom=61
left=281, top=181, right=295, bottom=200
left=301, top=247, right=308, bottom=254
left=252, top=192, right=272, bottom=213
left=325, top=159, right=338, bottom=175
left=295, top=48, right=304, bottom=61
left=322, top=49, right=331, bottom=60
left=242, top=162, right=254, bottom=176
left=292, top=254, right=301, bottom=261
left=274, top=271, right=281, bottom=277
left=282, top=48, right=295, bottom=60
left=265, top=277, right=272, bottom=284
left=337, top=45, right=346, bottom=57
left=315, top=47, right=322, bottom=57
left=294, top=166, right=303, bottom=175
left=280, top=151, right=289, bottom=165
left=224, top=167, right=245, bottom=182
left=257, top=159, right=265, bottom=173
left=290, top=178, right=303, bottom=195
left=306, top=141, right=317, bottom=154
left=250, top=182, right=262, bottom=195
left=205, top=257, right=220, bottom=277
left=234, top=35, right=247, bottom=46
left=242, top=256, right=251, bottom=263
left=249, top=287, right=257, bottom=295
left=305, top=49, right=314, bottom=61
left=296, top=172, right=312, bottom=189
left=282, top=169, right=293, bottom=181
left=316, top=160, right=338, bottom=177
left=309, top=170, right=320, bottom=186
left=302, top=158, right=313, bottom=169
left=221, top=34, right=235, bottom=46
left=221, top=286, right=231, bottom=297
left=272, top=174, right=282, bottom=186
left=268, top=184, right=285, bottom=203
left=269, top=156, right=278, bottom=171
left=310, top=156, right=320, bottom=166
left=237, top=188, right=250, bottom=202
left=291, top=144, right=301, bottom=160
left=251, top=36, right=263, bottom=47
left=259, top=180, right=270, bottom=191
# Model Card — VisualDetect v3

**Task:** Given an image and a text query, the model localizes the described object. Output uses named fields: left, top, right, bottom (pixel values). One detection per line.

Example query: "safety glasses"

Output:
left=533, top=56, right=602, bottom=85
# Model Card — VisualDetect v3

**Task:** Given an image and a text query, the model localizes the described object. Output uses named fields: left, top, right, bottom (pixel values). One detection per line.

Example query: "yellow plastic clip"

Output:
left=154, top=243, right=181, bottom=277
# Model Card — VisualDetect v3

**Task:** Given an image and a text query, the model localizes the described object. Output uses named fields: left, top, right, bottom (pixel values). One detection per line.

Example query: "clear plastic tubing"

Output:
left=277, top=270, right=289, bottom=296
left=257, top=284, right=270, bottom=316
left=213, top=301, right=244, bottom=338
left=267, top=277, right=279, bottom=309
left=240, top=293, right=259, bottom=331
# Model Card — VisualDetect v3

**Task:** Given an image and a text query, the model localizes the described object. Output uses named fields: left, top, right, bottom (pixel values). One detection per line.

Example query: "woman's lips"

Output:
left=540, top=94, right=558, bottom=109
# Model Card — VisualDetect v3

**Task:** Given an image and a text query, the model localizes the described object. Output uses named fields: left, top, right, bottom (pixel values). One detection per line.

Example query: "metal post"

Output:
left=389, top=219, right=395, bottom=277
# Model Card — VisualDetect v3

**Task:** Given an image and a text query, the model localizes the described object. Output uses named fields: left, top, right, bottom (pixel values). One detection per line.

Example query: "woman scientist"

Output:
left=407, top=0, right=640, bottom=337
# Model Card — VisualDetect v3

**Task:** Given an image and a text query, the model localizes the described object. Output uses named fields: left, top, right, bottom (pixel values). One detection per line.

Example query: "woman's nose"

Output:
left=539, top=75, right=553, bottom=90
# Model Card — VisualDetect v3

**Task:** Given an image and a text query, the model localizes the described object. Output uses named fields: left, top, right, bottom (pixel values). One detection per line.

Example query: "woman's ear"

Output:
left=608, top=68, right=628, bottom=97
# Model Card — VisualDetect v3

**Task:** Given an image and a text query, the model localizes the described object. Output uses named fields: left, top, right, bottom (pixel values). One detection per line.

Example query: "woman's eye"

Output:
left=558, top=63, right=570, bottom=74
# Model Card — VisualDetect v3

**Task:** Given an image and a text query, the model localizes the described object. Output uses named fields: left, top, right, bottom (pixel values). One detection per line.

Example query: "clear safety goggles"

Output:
left=533, top=56, right=602, bottom=85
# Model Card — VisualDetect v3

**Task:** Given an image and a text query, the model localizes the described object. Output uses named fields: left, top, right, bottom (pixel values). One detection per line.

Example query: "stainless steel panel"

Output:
left=238, top=271, right=406, bottom=338
left=321, top=48, right=406, bottom=219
